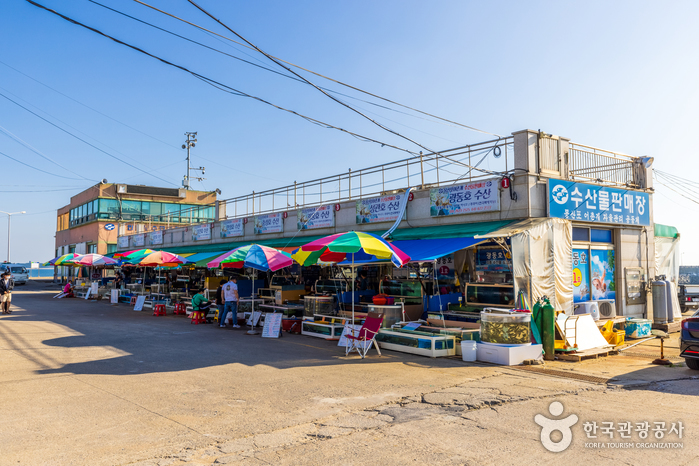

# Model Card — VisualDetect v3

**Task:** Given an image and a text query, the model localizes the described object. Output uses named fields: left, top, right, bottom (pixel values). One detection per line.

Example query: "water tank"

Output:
left=652, top=280, right=673, bottom=324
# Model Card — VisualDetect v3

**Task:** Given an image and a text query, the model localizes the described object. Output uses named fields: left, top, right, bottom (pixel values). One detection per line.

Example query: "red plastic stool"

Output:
left=190, top=310, right=206, bottom=324
left=130, top=296, right=137, bottom=306
left=153, top=304, right=166, bottom=316
left=173, top=302, right=186, bottom=315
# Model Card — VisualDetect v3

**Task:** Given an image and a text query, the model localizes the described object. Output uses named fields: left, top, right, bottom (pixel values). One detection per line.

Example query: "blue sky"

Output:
left=1, top=0, right=698, bottom=263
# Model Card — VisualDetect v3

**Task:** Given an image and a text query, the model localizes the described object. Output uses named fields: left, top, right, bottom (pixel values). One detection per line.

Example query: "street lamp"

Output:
left=0, top=210, right=26, bottom=263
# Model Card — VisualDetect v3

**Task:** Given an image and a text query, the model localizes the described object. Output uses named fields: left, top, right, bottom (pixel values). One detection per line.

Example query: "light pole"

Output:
left=0, top=210, right=26, bottom=263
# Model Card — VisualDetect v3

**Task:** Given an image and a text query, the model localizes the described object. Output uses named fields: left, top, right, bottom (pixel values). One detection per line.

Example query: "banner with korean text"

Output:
left=150, top=230, right=163, bottom=245
left=132, top=234, right=145, bottom=247
left=254, top=213, right=283, bottom=234
left=548, top=179, right=650, bottom=226
left=356, top=194, right=405, bottom=224
left=220, top=219, right=244, bottom=238
left=429, top=179, right=500, bottom=217
left=297, top=205, right=334, bottom=230
left=192, top=224, right=211, bottom=241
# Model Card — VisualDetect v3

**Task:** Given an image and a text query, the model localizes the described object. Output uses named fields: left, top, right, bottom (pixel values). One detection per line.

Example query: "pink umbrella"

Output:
left=68, top=254, right=120, bottom=267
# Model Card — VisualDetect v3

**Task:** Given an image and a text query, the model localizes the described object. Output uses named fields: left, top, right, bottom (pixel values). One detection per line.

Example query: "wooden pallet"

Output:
left=651, top=321, right=682, bottom=334
left=556, top=347, right=618, bottom=362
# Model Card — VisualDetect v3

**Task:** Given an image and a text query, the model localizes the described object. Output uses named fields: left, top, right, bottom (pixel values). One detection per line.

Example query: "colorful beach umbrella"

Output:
left=207, top=244, right=293, bottom=272
left=46, top=253, right=84, bottom=266
left=137, top=251, right=191, bottom=267
left=68, top=254, right=120, bottom=267
left=115, top=248, right=155, bottom=261
left=291, top=231, right=410, bottom=267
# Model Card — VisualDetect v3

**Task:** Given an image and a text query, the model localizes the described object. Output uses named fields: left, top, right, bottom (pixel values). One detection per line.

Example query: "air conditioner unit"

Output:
left=573, top=301, right=599, bottom=321
left=597, top=299, right=617, bottom=319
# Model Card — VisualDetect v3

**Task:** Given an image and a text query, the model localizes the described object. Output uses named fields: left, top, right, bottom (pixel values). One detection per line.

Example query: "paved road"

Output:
left=1, top=282, right=697, bottom=465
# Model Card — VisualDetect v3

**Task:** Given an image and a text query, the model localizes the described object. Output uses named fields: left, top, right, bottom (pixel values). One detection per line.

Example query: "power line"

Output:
left=132, top=0, right=502, bottom=137
left=0, top=149, right=90, bottom=180
left=0, top=87, right=178, bottom=187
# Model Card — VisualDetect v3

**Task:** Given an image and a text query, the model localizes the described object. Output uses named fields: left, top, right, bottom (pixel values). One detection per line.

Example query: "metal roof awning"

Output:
left=474, top=218, right=550, bottom=239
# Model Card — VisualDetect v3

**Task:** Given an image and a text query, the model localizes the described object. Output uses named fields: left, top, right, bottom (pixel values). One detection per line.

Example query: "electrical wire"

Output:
left=0, top=149, right=91, bottom=181
left=132, top=0, right=503, bottom=137
left=0, top=87, right=178, bottom=187
left=26, top=0, right=423, bottom=159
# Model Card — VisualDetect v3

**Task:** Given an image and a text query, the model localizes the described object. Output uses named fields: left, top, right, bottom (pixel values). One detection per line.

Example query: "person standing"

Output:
left=1, top=271, right=15, bottom=314
left=215, top=278, right=228, bottom=325
left=220, top=277, right=240, bottom=328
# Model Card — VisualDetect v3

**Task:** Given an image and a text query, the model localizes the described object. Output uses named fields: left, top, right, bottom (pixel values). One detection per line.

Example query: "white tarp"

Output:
left=655, top=235, right=682, bottom=319
left=556, top=314, right=611, bottom=351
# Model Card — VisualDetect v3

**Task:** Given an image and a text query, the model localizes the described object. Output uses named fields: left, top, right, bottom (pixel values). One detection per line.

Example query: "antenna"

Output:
left=182, top=132, right=205, bottom=189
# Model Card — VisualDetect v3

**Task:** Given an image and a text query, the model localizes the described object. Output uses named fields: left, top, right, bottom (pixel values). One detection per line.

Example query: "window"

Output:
left=147, top=202, right=162, bottom=217
left=572, top=227, right=589, bottom=242
left=87, top=244, right=97, bottom=254
left=161, top=203, right=180, bottom=223
left=121, top=200, right=142, bottom=220
left=107, top=244, right=117, bottom=254
left=87, top=201, right=93, bottom=215
left=572, top=247, right=616, bottom=303
left=99, top=199, right=119, bottom=218
left=591, top=228, right=612, bottom=243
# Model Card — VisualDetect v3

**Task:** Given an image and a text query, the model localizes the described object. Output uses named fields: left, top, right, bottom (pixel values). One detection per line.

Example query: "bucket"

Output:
left=461, top=340, right=477, bottom=362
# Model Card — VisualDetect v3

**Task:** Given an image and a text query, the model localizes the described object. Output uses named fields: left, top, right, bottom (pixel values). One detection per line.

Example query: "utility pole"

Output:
left=0, top=210, right=26, bottom=263
left=182, top=132, right=205, bottom=189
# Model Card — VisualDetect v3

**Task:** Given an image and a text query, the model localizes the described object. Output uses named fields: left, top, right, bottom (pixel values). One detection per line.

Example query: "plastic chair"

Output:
left=130, top=296, right=137, bottom=306
left=152, top=304, right=166, bottom=316
left=345, top=311, right=384, bottom=359
left=173, top=302, right=187, bottom=315
left=190, top=310, right=206, bottom=324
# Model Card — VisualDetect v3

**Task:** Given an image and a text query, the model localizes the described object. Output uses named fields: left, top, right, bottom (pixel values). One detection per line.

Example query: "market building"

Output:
left=55, top=182, right=217, bottom=269
left=113, top=129, right=664, bottom=319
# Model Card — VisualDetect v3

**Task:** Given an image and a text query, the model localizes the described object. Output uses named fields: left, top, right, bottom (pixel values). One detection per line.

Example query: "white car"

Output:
left=0, top=264, right=29, bottom=285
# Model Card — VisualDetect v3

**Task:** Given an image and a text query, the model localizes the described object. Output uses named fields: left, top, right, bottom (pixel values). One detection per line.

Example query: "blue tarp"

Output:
left=338, top=236, right=486, bottom=265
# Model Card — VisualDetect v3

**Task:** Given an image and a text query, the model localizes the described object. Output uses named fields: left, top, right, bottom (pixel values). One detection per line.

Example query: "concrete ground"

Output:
left=1, top=281, right=698, bottom=465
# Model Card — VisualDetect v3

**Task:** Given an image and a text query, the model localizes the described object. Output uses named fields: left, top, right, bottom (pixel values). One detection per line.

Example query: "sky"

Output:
left=1, top=0, right=698, bottom=264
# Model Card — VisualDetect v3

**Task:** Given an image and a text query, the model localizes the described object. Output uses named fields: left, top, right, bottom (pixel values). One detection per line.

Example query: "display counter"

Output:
left=301, top=314, right=353, bottom=340
left=391, top=323, right=479, bottom=356
left=426, top=310, right=481, bottom=329
left=366, top=304, right=404, bottom=328
left=376, top=328, right=456, bottom=358
left=465, top=283, right=515, bottom=306
left=304, top=295, right=335, bottom=317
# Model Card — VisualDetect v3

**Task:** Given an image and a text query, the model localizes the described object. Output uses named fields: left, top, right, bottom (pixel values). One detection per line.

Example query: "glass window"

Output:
left=148, top=202, right=162, bottom=216
left=87, top=244, right=97, bottom=254
left=107, top=244, right=117, bottom=254
left=573, top=227, right=589, bottom=242
left=591, top=229, right=613, bottom=243
left=180, top=205, right=196, bottom=221
left=87, top=201, right=93, bottom=215
left=121, top=200, right=141, bottom=215
left=99, top=199, right=119, bottom=215
left=201, top=206, right=214, bottom=220
left=161, top=203, right=179, bottom=222
left=141, top=201, right=151, bottom=216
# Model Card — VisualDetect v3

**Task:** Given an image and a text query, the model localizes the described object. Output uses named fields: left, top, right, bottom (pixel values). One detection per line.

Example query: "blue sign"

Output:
left=548, top=179, right=650, bottom=226
left=104, top=223, right=115, bottom=231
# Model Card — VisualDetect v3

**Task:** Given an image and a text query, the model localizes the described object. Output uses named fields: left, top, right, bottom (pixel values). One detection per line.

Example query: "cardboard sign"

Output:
left=246, top=310, right=262, bottom=326
left=262, top=313, right=283, bottom=338
left=133, top=295, right=146, bottom=311
left=110, top=289, right=119, bottom=304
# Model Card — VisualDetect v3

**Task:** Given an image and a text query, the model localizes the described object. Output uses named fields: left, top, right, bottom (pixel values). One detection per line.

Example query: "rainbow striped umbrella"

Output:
left=68, top=254, right=120, bottom=267
left=137, top=251, right=191, bottom=267
left=46, top=253, right=84, bottom=266
left=207, top=244, right=292, bottom=272
left=115, top=248, right=155, bottom=261
left=291, top=231, right=410, bottom=267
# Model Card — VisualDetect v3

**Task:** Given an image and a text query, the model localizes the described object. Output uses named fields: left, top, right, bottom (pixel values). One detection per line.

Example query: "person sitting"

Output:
left=192, top=288, right=212, bottom=322
left=63, top=281, right=74, bottom=298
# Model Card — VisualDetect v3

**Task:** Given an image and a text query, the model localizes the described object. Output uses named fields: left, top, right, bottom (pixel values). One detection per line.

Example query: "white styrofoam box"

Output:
left=476, top=343, right=543, bottom=366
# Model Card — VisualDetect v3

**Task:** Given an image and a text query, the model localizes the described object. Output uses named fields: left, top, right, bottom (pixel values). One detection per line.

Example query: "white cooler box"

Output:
left=476, top=343, right=543, bottom=366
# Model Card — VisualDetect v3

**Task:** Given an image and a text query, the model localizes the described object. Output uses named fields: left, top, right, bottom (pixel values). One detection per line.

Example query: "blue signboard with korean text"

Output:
left=548, top=179, right=650, bottom=226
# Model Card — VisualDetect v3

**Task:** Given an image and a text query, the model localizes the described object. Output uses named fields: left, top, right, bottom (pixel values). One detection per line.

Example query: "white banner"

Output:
left=356, top=194, right=405, bottom=224
left=132, top=234, right=145, bottom=247
left=117, top=236, right=129, bottom=248
left=192, top=224, right=211, bottom=241
left=220, top=219, right=244, bottom=238
left=150, top=230, right=163, bottom=245
left=430, top=179, right=500, bottom=217
left=297, top=205, right=334, bottom=230
left=254, top=213, right=283, bottom=234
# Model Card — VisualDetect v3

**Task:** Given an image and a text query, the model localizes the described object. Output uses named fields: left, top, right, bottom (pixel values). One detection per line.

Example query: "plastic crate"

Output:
left=610, top=330, right=625, bottom=346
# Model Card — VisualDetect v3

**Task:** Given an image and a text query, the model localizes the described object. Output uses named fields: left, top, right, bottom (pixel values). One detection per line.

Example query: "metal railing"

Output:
left=569, top=142, right=640, bottom=187
left=221, top=137, right=514, bottom=219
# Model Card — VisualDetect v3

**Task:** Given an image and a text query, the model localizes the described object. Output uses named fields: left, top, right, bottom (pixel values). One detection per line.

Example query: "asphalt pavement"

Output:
left=1, top=281, right=697, bottom=465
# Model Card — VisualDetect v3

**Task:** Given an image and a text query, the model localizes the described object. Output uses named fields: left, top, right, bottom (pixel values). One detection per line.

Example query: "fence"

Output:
left=221, top=137, right=514, bottom=219
left=569, top=142, right=640, bottom=187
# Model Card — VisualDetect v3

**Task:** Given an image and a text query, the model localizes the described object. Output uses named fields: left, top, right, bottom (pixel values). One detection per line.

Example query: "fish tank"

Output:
left=379, top=279, right=432, bottom=305
left=304, top=295, right=335, bottom=316
left=465, top=284, right=515, bottom=306
left=315, top=279, right=349, bottom=294
left=480, top=310, right=531, bottom=345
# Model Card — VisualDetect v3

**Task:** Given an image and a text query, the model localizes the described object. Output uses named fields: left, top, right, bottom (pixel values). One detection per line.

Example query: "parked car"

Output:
left=679, top=266, right=699, bottom=313
left=680, top=310, right=699, bottom=370
left=0, top=264, right=29, bottom=285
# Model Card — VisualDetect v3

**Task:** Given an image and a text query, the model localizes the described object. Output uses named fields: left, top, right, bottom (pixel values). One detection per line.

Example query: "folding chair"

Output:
left=345, top=311, right=384, bottom=359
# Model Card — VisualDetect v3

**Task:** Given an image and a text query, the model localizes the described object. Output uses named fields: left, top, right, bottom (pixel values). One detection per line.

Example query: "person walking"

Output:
left=220, top=277, right=240, bottom=328
left=215, top=278, right=228, bottom=325
left=1, top=271, right=15, bottom=314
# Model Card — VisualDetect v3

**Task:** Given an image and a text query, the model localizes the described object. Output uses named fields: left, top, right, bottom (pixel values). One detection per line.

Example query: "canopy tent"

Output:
left=476, top=217, right=573, bottom=315
left=337, top=236, right=487, bottom=265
